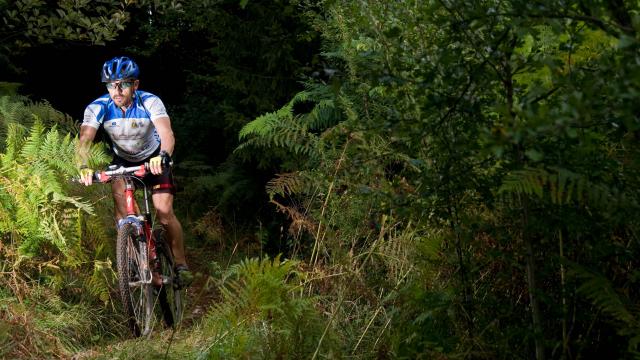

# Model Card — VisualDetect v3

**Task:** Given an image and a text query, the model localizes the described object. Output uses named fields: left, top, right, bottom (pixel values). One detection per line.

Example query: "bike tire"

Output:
left=116, top=223, right=154, bottom=337
left=154, top=228, right=183, bottom=328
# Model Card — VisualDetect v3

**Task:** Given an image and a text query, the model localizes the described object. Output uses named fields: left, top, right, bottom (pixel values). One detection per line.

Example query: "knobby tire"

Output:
left=117, top=223, right=153, bottom=337
left=154, top=228, right=183, bottom=328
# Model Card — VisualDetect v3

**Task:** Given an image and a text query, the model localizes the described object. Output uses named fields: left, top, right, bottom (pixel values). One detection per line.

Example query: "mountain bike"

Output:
left=85, top=163, right=183, bottom=337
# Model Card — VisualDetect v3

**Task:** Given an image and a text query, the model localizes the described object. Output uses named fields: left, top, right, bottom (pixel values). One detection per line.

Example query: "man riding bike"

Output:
left=77, top=56, right=192, bottom=288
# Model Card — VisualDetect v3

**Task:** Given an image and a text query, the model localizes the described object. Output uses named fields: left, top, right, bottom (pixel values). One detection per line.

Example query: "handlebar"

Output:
left=91, top=163, right=150, bottom=183
left=74, top=160, right=173, bottom=184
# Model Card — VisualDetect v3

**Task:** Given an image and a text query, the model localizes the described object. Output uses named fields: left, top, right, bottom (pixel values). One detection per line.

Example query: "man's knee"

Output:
left=156, top=207, right=177, bottom=225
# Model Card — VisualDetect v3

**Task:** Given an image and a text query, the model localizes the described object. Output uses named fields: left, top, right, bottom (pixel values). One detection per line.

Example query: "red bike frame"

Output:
left=96, top=164, right=158, bottom=278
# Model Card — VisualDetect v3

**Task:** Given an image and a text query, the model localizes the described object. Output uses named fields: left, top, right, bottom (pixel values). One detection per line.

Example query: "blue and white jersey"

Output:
left=82, top=91, right=168, bottom=162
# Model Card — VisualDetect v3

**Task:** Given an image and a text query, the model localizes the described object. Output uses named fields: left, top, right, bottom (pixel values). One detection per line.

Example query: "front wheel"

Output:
left=154, top=228, right=183, bottom=328
left=116, top=223, right=153, bottom=337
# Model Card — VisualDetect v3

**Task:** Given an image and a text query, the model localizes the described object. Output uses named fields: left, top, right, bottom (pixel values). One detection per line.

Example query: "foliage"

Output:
left=238, top=0, right=640, bottom=358
left=0, top=95, right=78, bottom=148
left=570, top=264, right=640, bottom=356
left=197, top=256, right=335, bottom=359
left=0, top=280, right=125, bottom=359
left=0, top=0, right=187, bottom=84
left=0, top=120, right=89, bottom=259
left=0, top=97, right=123, bottom=357
left=0, top=0, right=127, bottom=48
left=1, top=0, right=640, bottom=358
left=122, top=0, right=319, bottom=157
left=237, top=83, right=341, bottom=170
left=0, top=0, right=187, bottom=49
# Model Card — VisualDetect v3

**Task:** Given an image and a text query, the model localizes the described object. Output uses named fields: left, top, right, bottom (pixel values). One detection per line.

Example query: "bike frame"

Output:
left=97, top=165, right=158, bottom=279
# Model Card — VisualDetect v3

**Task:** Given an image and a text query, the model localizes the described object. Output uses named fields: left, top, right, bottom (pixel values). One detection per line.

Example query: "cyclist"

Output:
left=77, top=56, right=192, bottom=288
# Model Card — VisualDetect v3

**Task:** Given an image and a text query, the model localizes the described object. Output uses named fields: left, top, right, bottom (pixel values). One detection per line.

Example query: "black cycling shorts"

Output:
left=110, top=148, right=176, bottom=195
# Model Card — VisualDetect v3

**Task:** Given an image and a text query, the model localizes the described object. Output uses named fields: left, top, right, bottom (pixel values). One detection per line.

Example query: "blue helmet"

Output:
left=101, top=56, right=140, bottom=82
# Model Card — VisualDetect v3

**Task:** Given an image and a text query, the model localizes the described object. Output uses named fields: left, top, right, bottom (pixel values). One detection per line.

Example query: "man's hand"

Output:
left=79, top=166, right=94, bottom=186
left=149, top=150, right=172, bottom=175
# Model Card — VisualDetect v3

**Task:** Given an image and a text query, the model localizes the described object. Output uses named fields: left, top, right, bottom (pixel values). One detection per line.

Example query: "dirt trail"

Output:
left=69, top=244, right=222, bottom=360
left=179, top=245, right=220, bottom=327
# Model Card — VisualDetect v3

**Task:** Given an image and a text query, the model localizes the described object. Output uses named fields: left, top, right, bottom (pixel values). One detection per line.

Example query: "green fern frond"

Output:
left=305, top=99, right=340, bottom=130
left=237, top=83, right=342, bottom=162
left=85, top=141, right=110, bottom=169
left=19, top=119, right=46, bottom=161
left=0, top=122, right=97, bottom=261
left=237, top=114, right=320, bottom=158
left=0, top=96, right=78, bottom=136
left=84, top=259, right=116, bottom=305
left=52, top=193, right=94, bottom=215
left=2, top=122, right=27, bottom=165
left=227, top=255, right=298, bottom=282
left=498, top=166, right=622, bottom=207
left=570, top=265, right=638, bottom=329
left=1, top=96, right=20, bottom=121
left=199, top=255, right=326, bottom=358
left=499, top=167, right=545, bottom=199
left=238, top=111, right=280, bottom=140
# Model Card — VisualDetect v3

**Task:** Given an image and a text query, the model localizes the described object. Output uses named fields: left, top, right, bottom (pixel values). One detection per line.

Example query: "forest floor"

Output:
left=70, top=240, right=231, bottom=359
left=179, top=242, right=222, bottom=327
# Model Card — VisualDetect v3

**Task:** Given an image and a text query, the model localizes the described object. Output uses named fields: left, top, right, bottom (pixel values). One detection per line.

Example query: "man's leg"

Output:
left=111, top=178, right=127, bottom=222
left=152, top=192, right=187, bottom=266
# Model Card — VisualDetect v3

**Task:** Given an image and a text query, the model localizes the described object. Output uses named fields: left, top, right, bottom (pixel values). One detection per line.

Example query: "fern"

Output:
left=236, top=83, right=342, bottom=160
left=265, top=172, right=304, bottom=199
left=498, top=166, right=629, bottom=208
left=0, top=98, right=116, bottom=310
left=84, top=259, right=117, bottom=305
left=199, top=255, right=334, bottom=358
left=0, top=96, right=78, bottom=152
left=237, top=113, right=320, bottom=157
left=2, top=122, right=27, bottom=164
left=294, top=83, right=342, bottom=131
left=570, top=265, right=640, bottom=354
left=0, top=119, right=106, bottom=262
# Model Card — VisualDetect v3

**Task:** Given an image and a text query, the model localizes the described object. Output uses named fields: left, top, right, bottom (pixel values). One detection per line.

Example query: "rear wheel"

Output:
left=154, top=228, right=183, bottom=328
left=116, top=223, right=153, bottom=337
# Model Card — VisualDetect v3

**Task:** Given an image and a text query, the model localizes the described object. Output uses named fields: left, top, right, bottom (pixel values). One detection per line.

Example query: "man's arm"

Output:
left=77, top=125, right=98, bottom=167
left=77, top=126, right=98, bottom=185
left=150, top=116, right=175, bottom=175
left=153, top=116, right=175, bottom=155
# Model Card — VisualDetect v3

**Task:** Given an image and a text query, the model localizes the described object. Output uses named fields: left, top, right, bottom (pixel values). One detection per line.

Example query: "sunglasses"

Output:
left=106, top=81, right=135, bottom=90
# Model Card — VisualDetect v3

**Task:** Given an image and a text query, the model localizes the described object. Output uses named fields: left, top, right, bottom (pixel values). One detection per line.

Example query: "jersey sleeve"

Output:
left=142, top=95, right=169, bottom=121
left=82, top=99, right=106, bottom=129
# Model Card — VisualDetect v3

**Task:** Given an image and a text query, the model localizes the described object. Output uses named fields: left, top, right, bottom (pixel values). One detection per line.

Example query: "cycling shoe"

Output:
left=175, top=264, right=193, bottom=289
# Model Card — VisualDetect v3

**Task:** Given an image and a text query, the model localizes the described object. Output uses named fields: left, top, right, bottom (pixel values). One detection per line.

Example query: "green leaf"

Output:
left=525, top=149, right=544, bottom=162
left=617, top=35, right=637, bottom=49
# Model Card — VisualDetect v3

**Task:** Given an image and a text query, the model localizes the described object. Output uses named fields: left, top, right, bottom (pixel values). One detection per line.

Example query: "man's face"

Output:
left=106, top=79, right=139, bottom=108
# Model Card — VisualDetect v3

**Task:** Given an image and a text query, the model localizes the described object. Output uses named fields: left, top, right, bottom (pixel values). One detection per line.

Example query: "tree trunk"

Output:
left=523, top=198, right=545, bottom=360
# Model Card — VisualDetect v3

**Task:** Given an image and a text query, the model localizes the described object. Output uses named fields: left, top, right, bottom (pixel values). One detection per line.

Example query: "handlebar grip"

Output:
left=159, top=151, right=173, bottom=169
left=70, top=171, right=105, bottom=184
